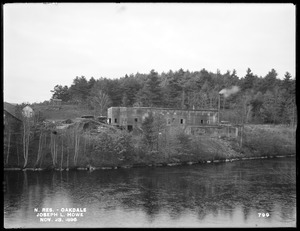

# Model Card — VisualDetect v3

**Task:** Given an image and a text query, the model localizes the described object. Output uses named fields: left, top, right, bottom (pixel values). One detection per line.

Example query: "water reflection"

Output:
left=4, top=158, right=296, bottom=228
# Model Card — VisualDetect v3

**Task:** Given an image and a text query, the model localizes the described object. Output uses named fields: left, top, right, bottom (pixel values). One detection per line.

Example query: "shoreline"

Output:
left=4, top=154, right=295, bottom=171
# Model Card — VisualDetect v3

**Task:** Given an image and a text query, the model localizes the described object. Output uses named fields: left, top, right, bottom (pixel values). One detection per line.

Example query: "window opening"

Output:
left=127, top=125, right=133, bottom=132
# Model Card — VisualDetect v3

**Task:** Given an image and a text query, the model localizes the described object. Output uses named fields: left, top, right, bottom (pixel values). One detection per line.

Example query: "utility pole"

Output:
left=240, top=124, right=244, bottom=147
left=218, top=93, right=221, bottom=124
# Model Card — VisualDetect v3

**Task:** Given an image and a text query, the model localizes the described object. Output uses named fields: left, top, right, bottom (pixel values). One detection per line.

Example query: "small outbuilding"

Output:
left=22, top=105, right=34, bottom=118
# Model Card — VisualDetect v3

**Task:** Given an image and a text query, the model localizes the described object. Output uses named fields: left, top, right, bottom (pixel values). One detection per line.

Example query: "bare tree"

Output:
left=5, top=128, right=11, bottom=165
left=50, top=132, right=58, bottom=167
left=22, top=117, right=30, bottom=168
left=74, top=132, right=80, bottom=166
left=90, top=90, right=111, bottom=116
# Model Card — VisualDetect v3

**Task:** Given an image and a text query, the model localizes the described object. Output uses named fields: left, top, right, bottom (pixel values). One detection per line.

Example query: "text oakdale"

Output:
left=60, top=208, right=86, bottom=212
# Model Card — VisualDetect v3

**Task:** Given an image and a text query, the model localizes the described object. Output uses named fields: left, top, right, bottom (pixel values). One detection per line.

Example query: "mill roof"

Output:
left=108, top=106, right=218, bottom=112
left=4, top=102, right=22, bottom=121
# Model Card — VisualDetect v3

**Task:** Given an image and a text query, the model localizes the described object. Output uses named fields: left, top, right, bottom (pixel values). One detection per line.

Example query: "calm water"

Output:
left=4, top=158, right=296, bottom=228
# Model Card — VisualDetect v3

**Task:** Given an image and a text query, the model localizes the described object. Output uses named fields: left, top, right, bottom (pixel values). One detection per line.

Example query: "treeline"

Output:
left=50, top=68, right=296, bottom=125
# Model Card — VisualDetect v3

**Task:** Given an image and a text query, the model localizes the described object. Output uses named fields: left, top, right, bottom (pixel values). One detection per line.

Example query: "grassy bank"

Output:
left=239, top=124, right=296, bottom=157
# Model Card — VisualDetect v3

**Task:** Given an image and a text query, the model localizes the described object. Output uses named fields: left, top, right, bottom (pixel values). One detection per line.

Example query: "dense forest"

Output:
left=50, top=68, right=296, bottom=125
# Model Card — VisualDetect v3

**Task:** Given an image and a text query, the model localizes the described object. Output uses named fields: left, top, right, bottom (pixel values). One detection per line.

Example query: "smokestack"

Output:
left=218, top=86, right=240, bottom=124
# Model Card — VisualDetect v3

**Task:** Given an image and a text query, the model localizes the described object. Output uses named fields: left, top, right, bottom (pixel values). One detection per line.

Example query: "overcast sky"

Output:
left=4, top=3, right=295, bottom=104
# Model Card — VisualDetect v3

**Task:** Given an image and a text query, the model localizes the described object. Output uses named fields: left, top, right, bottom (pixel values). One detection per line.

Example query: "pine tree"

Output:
left=242, top=68, right=256, bottom=90
left=163, top=69, right=183, bottom=108
left=121, top=93, right=129, bottom=107
left=136, top=70, right=162, bottom=107
left=259, top=69, right=278, bottom=93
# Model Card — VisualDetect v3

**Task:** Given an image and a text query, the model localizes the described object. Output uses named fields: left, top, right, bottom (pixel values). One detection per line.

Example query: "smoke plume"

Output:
left=219, top=86, right=240, bottom=98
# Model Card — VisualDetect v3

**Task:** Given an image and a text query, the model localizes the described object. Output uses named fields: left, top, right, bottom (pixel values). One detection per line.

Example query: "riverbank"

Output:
left=4, top=154, right=295, bottom=171
left=3, top=123, right=296, bottom=170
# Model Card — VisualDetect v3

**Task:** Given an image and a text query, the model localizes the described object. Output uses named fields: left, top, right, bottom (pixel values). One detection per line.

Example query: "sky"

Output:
left=3, top=3, right=295, bottom=104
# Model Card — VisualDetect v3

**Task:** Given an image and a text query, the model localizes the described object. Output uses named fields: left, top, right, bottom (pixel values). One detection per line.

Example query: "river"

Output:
left=3, top=157, right=296, bottom=228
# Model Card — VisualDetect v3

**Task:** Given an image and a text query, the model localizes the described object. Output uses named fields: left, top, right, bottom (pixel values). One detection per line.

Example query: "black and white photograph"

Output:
left=3, top=3, right=296, bottom=228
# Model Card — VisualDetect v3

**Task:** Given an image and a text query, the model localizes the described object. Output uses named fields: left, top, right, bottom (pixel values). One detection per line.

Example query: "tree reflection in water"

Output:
left=4, top=158, right=296, bottom=228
